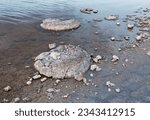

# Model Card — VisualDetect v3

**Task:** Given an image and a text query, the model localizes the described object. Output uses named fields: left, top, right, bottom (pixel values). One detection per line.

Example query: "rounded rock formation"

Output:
left=40, top=18, right=80, bottom=31
left=34, top=45, right=91, bottom=79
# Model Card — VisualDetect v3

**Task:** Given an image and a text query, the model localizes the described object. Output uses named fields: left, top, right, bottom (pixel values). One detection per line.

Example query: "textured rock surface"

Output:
left=34, top=45, right=91, bottom=78
left=40, top=18, right=80, bottom=31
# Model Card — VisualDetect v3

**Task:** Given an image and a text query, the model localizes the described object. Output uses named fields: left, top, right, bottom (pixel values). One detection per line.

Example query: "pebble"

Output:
left=124, top=36, right=130, bottom=40
left=90, top=73, right=94, bottom=77
left=132, top=45, right=136, bottom=48
left=13, top=97, right=20, bottom=103
left=74, top=73, right=84, bottom=81
left=122, top=63, right=126, bottom=67
left=93, top=55, right=102, bottom=63
left=93, top=10, right=98, bottom=13
left=115, top=88, right=121, bottom=93
left=48, top=43, right=56, bottom=50
left=111, top=37, right=115, bottom=41
left=95, top=32, right=99, bottom=35
left=118, top=48, right=122, bottom=51
left=136, top=35, right=142, bottom=41
left=56, top=79, right=61, bottom=84
left=3, top=86, right=11, bottom=92
left=83, top=78, right=89, bottom=86
left=7, top=62, right=11, bottom=65
left=127, top=24, right=134, bottom=29
left=26, top=80, right=32, bottom=85
left=116, top=22, right=120, bottom=26
left=90, top=64, right=101, bottom=71
left=47, top=88, right=55, bottom=93
left=40, top=77, right=47, bottom=82
left=106, top=81, right=115, bottom=87
left=111, top=55, right=119, bottom=62
left=125, top=59, right=129, bottom=62
left=63, top=94, right=69, bottom=98
left=108, top=88, right=112, bottom=92
left=25, top=65, right=30, bottom=68
left=147, top=51, right=150, bottom=56
left=22, top=97, right=31, bottom=102
left=32, top=74, right=41, bottom=80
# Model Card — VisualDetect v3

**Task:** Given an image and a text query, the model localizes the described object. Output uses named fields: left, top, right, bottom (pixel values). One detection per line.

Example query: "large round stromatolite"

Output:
left=40, top=18, right=80, bottom=31
left=34, top=45, right=91, bottom=78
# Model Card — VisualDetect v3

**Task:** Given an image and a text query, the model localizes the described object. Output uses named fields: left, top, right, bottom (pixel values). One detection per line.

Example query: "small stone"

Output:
left=90, top=64, right=98, bottom=71
left=74, top=73, right=84, bottom=81
left=33, top=74, right=41, bottom=80
left=26, top=80, right=32, bottom=85
left=13, top=97, right=20, bottom=103
left=147, top=51, right=150, bottom=56
left=111, top=55, right=119, bottom=62
left=25, top=65, right=30, bottom=68
left=116, top=22, right=120, bottom=26
left=94, top=48, right=98, bottom=51
left=7, top=62, right=11, bottom=65
left=132, top=45, right=136, bottom=48
left=22, top=97, right=31, bottom=102
left=83, top=78, right=89, bottom=86
left=125, top=59, right=129, bottom=62
left=136, top=35, right=142, bottom=41
left=108, top=88, right=111, bottom=92
left=110, top=82, right=115, bottom=86
left=93, top=55, right=102, bottom=63
left=124, top=36, right=130, bottom=40
left=48, top=43, right=56, bottom=50
left=95, top=92, right=98, bottom=95
left=122, top=63, right=126, bottom=67
left=40, top=77, right=47, bottom=82
left=95, top=32, right=99, bottom=35
left=55, top=79, right=61, bottom=84
left=111, top=37, right=115, bottom=41
left=127, top=24, right=134, bottom=29
left=76, top=97, right=80, bottom=100
left=118, top=48, right=121, bottom=51
left=93, top=10, right=98, bottom=13
left=63, top=94, right=69, bottom=98
left=115, top=88, right=120, bottom=93
left=106, top=81, right=111, bottom=86
left=47, top=88, right=55, bottom=93
left=105, top=15, right=118, bottom=20
left=115, top=72, right=119, bottom=75
left=90, top=73, right=94, bottom=77
left=3, top=86, right=11, bottom=92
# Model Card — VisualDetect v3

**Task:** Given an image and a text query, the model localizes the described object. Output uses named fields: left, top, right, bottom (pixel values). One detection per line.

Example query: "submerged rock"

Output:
left=80, top=8, right=98, bottom=14
left=40, top=18, right=80, bottom=31
left=111, top=55, right=119, bottom=62
left=127, top=24, right=134, bottom=29
left=3, top=86, right=11, bottom=92
left=105, top=15, right=118, bottom=20
left=34, top=45, right=91, bottom=79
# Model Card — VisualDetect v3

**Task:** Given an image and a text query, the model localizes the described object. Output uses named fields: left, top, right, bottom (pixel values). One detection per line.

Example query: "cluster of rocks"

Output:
left=106, top=81, right=120, bottom=93
left=80, top=8, right=98, bottom=14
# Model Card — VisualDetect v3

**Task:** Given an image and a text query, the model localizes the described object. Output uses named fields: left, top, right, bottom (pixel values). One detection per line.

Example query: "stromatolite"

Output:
left=34, top=45, right=91, bottom=79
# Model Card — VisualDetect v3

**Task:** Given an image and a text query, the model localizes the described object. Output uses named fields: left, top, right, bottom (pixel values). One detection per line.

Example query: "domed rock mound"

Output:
left=40, top=18, right=80, bottom=31
left=34, top=45, right=91, bottom=79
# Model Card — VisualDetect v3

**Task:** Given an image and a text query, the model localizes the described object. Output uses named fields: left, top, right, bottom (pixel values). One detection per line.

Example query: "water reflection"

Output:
left=0, top=0, right=149, bottom=23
